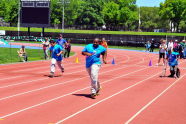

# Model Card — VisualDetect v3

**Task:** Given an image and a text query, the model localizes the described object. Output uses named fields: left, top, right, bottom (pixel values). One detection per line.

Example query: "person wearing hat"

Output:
left=49, top=40, right=64, bottom=78
left=82, top=38, right=107, bottom=99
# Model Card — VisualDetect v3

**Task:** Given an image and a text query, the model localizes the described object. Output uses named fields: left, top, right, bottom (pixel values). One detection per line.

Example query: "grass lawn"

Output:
left=0, top=47, right=75, bottom=64
left=0, top=26, right=186, bottom=36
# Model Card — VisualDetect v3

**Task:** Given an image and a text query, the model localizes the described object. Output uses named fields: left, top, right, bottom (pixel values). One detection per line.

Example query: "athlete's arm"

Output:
left=82, top=52, right=92, bottom=56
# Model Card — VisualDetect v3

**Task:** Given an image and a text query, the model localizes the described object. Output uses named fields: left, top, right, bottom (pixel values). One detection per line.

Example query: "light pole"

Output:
left=138, top=6, right=141, bottom=32
left=58, top=0, right=70, bottom=33
left=62, top=0, right=64, bottom=33
left=17, top=0, right=21, bottom=37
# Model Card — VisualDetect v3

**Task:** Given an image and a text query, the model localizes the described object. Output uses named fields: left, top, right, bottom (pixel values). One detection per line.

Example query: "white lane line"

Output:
left=0, top=78, right=47, bottom=89
left=55, top=71, right=161, bottom=124
left=124, top=74, right=186, bottom=124
left=0, top=70, right=85, bottom=89
left=0, top=75, right=26, bottom=81
left=0, top=64, right=133, bottom=101
left=0, top=55, right=128, bottom=87
left=0, top=66, right=149, bottom=119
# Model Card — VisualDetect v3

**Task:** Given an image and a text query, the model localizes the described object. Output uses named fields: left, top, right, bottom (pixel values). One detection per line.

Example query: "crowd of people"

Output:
left=17, top=35, right=186, bottom=98
left=157, top=39, right=186, bottom=78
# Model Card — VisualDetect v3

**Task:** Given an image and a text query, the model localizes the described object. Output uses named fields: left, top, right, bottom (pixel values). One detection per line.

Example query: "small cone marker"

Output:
left=75, top=57, right=79, bottom=63
left=149, top=60, right=152, bottom=66
left=112, top=58, right=115, bottom=65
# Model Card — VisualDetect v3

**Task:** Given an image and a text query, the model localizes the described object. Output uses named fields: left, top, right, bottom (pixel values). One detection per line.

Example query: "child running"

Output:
left=49, top=40, right=64, bottom=78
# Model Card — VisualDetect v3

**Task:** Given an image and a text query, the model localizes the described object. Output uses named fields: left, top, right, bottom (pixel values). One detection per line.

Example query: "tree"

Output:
left=159, top=0, right=186, bottom=32
left=75, top=0, right=104, bottom=29
left=102, top=0, right=138, bottom=30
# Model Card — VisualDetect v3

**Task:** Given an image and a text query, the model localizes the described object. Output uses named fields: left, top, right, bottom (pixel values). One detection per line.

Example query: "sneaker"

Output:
left=49, top=72, right=54, bottom=78
left=176, top=68, right=180, bottom=78
left=62, top=68, right=64, bottom=73
left=168, top=75, right=174, bottom=78
left=96, top=82, right=101, bottom=95
left=90, top=93, right=96, bottom=99
left=96, top=87, right=102, bottom=96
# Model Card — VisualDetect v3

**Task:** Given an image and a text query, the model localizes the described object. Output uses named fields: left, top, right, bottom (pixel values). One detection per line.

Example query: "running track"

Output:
left=0, top=46, right=186, bottom=124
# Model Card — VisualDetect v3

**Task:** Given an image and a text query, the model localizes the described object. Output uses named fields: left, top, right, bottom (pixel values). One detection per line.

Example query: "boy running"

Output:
left=49, top=40, right=64, bottom=78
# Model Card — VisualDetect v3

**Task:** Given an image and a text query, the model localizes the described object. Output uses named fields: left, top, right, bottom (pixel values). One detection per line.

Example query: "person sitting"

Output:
left=17, top=45, right=28, bottom=62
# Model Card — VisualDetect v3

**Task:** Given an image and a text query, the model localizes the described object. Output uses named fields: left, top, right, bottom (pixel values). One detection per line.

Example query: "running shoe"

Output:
left=49, top=72, right=54, bottom=78
left=90, top=93, right=96, bottom=99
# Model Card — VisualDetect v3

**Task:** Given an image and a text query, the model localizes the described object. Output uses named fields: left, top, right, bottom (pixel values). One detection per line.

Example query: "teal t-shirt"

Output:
left=82, top=44, right=106, bottom=68
left=50, top=44, right=63, bottom=61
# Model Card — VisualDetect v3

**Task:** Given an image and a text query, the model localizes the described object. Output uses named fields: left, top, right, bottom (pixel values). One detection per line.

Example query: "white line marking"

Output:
left=55, top=71, right=162, bottom=124
left=124, top=74, right=186, bottom=124
left=0, top=65, right=133, bottom=101
left=0, top=75, right=26, bottom=81
left=0, top=66, right=149, bottom=119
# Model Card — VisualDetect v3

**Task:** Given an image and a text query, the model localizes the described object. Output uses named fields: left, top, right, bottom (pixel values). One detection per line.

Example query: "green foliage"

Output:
left=160, top=0, right=186, bottom=32
left=0, top=0, right=186, bottom=32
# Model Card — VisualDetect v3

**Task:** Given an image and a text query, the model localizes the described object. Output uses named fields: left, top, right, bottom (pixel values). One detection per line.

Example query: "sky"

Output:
left=136, top=0, right=165, bottom=7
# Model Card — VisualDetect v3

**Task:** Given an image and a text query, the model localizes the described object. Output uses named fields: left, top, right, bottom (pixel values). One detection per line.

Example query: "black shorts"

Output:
left=159, top=53, right=165, bottom=58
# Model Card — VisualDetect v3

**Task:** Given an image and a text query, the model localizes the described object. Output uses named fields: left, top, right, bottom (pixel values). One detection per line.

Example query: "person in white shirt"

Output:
left=167, top=40, right=174, bottom=52
left=157, top=39, right=167, bottom=66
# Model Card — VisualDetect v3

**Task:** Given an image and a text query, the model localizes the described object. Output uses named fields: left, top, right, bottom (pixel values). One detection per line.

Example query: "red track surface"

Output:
left=0, top=46, right=186, bottom=124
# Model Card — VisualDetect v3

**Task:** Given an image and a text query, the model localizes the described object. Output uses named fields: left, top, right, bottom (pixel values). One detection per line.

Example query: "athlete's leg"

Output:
left=56, top=60, right=64, bottom=73
left=89, top=64, right=101, bottom=94
left=49, top=58, right=56, bottom=77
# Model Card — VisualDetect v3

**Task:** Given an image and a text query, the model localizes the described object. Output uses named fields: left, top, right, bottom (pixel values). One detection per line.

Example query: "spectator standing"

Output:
left=42, top=38, right=50, bottom=60
left=145, top=41, right=151, bottom=52
left=56, top=34, right=67, bottom=49
left=99, top=38, right=108, bottom=59
left=157, top=39, right=167, bottom=66
left=64, top=39, right=71, bottom=58
left=150, top=40, right=155, bottom=52
left=167, top=40, right=174, bottom=52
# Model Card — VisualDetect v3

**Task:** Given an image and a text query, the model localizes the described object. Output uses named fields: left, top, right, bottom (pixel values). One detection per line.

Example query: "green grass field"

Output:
left=0, top=47, right=75, bottom=64
left=0, top=26, right=186, bottom=36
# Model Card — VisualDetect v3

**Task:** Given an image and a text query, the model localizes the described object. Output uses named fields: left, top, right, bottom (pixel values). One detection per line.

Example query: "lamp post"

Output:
left=17, top=0, right=21, bottom=37
left=138, top=6, right=141, bottom=32
left=58, top=0, right=70, bottom=33
left=62, top=0, right=64, bottom=32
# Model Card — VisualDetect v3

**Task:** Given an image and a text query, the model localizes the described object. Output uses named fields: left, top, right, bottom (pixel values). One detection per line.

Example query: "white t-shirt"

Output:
left=167, top=42, right=173, bottom=50
left=159, top=44, right=167, bottom=53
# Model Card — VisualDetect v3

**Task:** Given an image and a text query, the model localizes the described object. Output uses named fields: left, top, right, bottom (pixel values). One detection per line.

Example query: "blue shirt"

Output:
left=50, top=44, right=63, bottom=61
left=57, top=38, right=67, bottom=48
left=167, top=52, right=179, bottom=66
left=82, top=44, right=106, bottom=68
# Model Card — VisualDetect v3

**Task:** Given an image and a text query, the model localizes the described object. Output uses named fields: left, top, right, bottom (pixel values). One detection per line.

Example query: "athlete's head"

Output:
left=50, top=40, right=56, bottom=46
left=93, top=38, right=100, bottom=48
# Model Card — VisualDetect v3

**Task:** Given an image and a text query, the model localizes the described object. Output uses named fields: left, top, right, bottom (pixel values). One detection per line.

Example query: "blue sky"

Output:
left=136, top=0, right=165, bottom=7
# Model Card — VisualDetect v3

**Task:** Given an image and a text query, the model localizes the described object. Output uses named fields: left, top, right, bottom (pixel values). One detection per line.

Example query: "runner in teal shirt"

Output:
left=49, top=40, right=64, bottom=78
left=82, top=38, right=107, bottom=99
